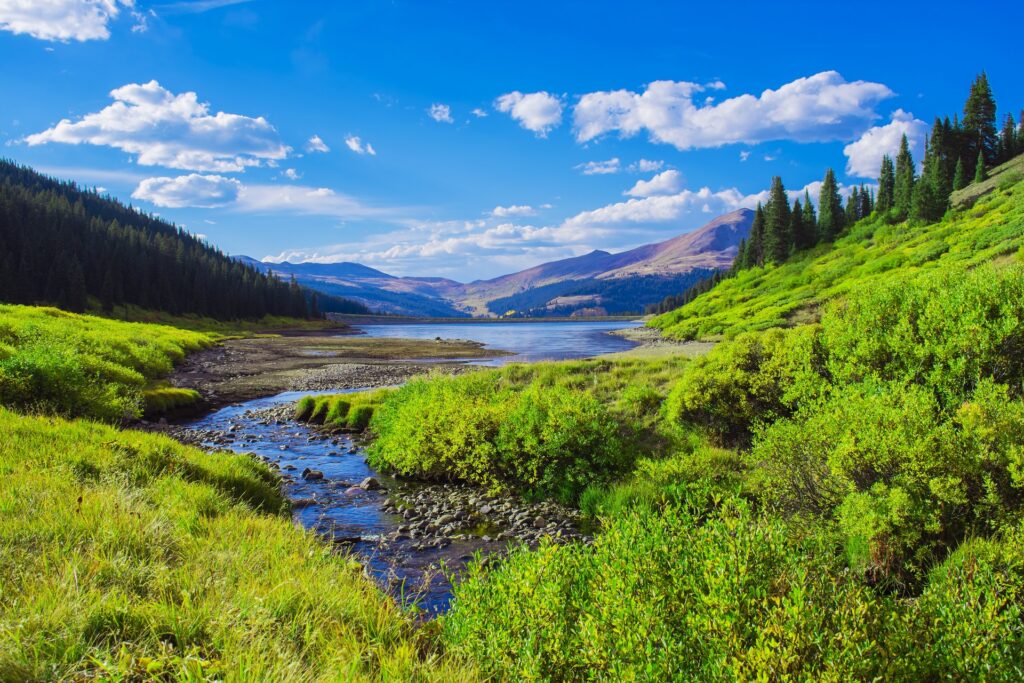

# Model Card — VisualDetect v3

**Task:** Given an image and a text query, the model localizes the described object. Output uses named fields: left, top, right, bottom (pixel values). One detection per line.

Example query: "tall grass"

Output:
left=0, top=305, right=213, bottom=420
left=0, top=408, right=477, bottom=681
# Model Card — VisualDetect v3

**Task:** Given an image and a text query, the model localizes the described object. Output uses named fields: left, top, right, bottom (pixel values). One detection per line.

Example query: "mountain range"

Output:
left=240, top=208, right=754, bottom=317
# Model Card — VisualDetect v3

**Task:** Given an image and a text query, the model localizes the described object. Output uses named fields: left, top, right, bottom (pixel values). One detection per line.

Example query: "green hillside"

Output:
left=651, top=154, right=1024, bottom=340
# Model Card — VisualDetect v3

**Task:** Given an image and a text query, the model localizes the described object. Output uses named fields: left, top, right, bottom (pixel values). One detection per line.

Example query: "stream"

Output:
left=182, top=321, right=640, bottom=615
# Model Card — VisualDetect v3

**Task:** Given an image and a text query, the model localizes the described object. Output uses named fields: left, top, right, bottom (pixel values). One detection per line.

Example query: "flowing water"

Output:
left=183, top=321, right=640, bottom=614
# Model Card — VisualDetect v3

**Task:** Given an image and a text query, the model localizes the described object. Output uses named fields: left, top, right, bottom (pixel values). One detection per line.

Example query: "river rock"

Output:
left=532, top=516, right=547, bottom=528
left=359, top=476, right=382, bottom=491
left=301, top=468, right=324, bottom=481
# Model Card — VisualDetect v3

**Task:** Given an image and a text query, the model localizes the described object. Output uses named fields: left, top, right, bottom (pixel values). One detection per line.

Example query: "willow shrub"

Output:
left=443, top=493, right=1024, bottom=682
left=366, top=373, right=624, bottom=502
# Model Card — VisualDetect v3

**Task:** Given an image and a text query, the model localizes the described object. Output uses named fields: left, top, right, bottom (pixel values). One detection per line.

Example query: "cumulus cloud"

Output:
left=842, top=109, right=927, bottom=178
left=132, top=173, right=241, bottom=208
left=471, top=108, right=488, bottom=118
left=629, top=159, right=664, bottom=173
left=283, top=168, right=301, bottom=180
left=490, top=204, right=536, bottom=217
left=625, top=169, right=684, bottom=197
left=25, top=80, right=290, bottom=172
left=428, top=103, right=453, bottom=124
left=305, top=134, right=329, bottom=153
left=573, top=71, right=894, bottom=150
left=575, top=158, right=620, bottom=175
left=494, top=91, right=563, bottom=137
left=0, top=0, right=132, bottom=42
left=344, top=135, right=376, bottom=155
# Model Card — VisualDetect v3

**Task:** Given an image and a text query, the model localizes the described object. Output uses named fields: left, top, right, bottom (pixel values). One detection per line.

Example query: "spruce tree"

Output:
left=952, top=157, right=966, bottom=191
left=846, top=186, right=860, bottom=224
left=876, top=154, right=895, bottom=214
left=860, top=184, right=873, bottom=217
left=802, top=190, right=817, bottom=242
left=893, top=134, right=915, bottom=220
left=999, top=113, right=1017, bottom=163
left=817, top=168, right=844, bottom=241
left=974, top=149, right=987, bottom=183
left=763, top=176, right=792, bottom=264
left=748, top=204, right=766, bottom=268
left=963, top=72, right=998, bottom=165
left=791, top=199, right=808, bottom=251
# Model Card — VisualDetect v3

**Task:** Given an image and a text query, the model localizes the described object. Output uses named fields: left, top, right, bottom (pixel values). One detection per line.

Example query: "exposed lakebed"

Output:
left=177, top=320, right=641, bottom=614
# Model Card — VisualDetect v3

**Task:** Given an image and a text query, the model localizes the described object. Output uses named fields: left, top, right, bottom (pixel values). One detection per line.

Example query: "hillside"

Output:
left=652, top=155, right=1024, bottom=339
left=0, top=161, right=367, bottom=320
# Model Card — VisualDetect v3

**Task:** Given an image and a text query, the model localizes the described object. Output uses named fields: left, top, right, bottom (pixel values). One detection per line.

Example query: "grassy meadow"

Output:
left=0, top=409, right=477, bottom=681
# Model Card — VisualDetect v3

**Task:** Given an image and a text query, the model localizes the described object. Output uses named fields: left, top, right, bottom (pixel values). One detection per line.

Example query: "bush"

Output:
left=294, top=391, right=390, bottom=431
left=664, top=325, right=828, bottom=445
left=366, top=373, right=625, bottom=502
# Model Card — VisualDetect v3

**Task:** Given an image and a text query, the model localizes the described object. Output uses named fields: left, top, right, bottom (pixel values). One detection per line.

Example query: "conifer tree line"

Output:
left=0, top=160, right=370, bottom=318
left=731, top=72, right=1020, bottom=274
left=652, top=73, right=1021, bottom=316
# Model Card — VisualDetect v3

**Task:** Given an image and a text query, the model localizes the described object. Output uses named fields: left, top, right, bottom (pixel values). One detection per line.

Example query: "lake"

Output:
left=354, top=319, right=643, bottom=364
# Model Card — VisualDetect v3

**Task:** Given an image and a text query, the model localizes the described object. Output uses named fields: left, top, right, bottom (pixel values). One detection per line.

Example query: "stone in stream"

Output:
left=301, top=468, right=324, bottom=481
left=359, top=477, right=382, bottom=491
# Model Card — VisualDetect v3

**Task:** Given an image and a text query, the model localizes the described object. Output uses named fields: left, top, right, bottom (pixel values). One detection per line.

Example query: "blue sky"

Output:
left=2, top=0, right=1022, bottom=280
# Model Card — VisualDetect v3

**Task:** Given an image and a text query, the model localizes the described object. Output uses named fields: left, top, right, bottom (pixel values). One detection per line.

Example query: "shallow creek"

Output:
left=181, top=322, right=639, bottom=615
left=183, top=389, right=585, bottom=616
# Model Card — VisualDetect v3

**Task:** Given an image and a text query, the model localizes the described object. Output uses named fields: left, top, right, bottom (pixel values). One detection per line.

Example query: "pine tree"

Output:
left=748, top=204, right=766, bottom=268
left=733, top=237, right=749, bottom=270
left=763, top=176, right=792, bottom=264
left=876, top=154, right=895, bottom=214
left=963, top=72, right=998, bottom=165
left=817, top=168, right=844, bottom=241
left=1018, top=109, right=1024, bottom=153
left=790, top=199, right=809, bottom=251
left=860, top=184, right=873, bottom=217
left=952, top=156, right=967, bottom=191
left=999, top=113, right=1017, bottom=163
left=893, top=134, right=915, bottom=220
left=974, top=149, right=987, bottom=183
left=802, top=190, right=817, bottom=242
left=846, top=186, right=860, bottom=224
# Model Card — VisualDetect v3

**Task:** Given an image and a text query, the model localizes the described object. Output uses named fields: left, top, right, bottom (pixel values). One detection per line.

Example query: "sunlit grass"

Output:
left=0, top=408, right=477, bottom=681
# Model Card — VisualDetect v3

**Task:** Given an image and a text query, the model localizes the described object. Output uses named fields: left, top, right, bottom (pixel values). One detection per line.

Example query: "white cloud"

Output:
left=490, top=204, right=536, bottom=217
left=575, top=158, right=620, bottom=175
left=739, top=150, right=750, bottom=161
left=494, top=91, right=563, bottom=137
left=283, top=168, right=301, bottom=180
left=305, top=134, right=329, bottom=153
left=344, top=135, right=376, bottom=155
left=471, top=108, right=488, bottom=118
left=625, top=169, right=684, bottom=197
left=573, top=71, right=894, bottom=150
left=428, top=103, right=453, bottom=124
left=562, top=186, right=758, bottom=231
left=26, top=80, right=290, bottom=172
left=628, top=159, right=664, bottom=173
left=0, top=0, right=132, bottom=42
left=842, top=109, right=927, bottom=178
left=132, top=173, right=241, bottom=208
left=234, top=183, right=394, bottom=220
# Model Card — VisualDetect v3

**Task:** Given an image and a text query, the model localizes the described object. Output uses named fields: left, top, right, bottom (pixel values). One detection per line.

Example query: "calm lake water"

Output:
left=355, top=320, right=643, bottom=364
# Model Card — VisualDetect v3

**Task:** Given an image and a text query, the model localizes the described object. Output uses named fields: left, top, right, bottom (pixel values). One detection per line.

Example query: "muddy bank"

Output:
left=607, top=324, right=716, bottom=358
left=167, top=333, right=507, bottom=413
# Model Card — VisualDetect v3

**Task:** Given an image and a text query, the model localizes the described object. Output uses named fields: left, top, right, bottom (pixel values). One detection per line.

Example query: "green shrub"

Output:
left=664, top=325, right=828, bottom=445
left=366, top=373, right=625, bottom=502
